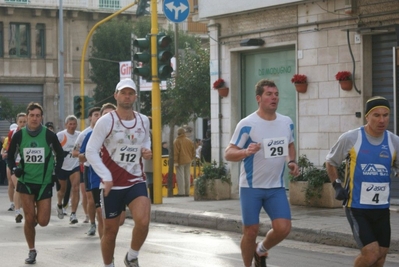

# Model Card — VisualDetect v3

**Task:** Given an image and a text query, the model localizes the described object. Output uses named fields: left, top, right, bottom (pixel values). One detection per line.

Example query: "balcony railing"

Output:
left=0, top=0, right=147, bottom=12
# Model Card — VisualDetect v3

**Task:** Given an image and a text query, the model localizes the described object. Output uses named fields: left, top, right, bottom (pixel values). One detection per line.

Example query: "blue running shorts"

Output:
left=240, top=187, right=291, bottom=226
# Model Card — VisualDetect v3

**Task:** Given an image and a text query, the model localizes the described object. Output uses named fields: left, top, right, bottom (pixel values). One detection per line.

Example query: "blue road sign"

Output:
left=163, top=0, right=190, bottom=23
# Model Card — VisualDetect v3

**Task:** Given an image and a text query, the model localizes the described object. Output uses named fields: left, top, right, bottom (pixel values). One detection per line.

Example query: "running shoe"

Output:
left=25, top=249, right=37, bottom=264
left=8, top=203, right=15, bottom=211
left=56, top=205, right=64, bottom=219
left=254, top=243, right=267, bottom=267
left=15, top=213, right=23, bottom=223
left=70, top=213, right=78, bottom=224
left=62, top=207, right=67, bottom=215
left=83, top=215, right=89, bottom=223
left=124, top=253, right=139, bottom=267
left=87, top=224, right=96, bottom=236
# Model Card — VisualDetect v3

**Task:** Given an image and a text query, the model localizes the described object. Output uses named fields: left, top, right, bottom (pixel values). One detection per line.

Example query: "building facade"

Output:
left=0, top=0, right=207, bottom=134
left=198, top=0, right=399, bottom=198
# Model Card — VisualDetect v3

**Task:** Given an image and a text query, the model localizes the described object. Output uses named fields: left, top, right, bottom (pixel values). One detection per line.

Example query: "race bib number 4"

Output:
left=263, top=137, right=288, bottom=159
left=360, top=182, right=389, bottom=205
left=112, top=144, right=141, bottom=166
left=23, top=148, right=45, bottom=164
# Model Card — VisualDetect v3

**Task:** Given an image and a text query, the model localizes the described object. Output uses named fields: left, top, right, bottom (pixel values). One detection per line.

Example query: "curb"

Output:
left=141, top=209, right=399, bottom=253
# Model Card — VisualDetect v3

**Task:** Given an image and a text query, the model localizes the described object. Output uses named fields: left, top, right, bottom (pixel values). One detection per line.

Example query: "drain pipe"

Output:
left=347, top=29, right=361, bottom=94
left=208, top=21, right=222, bottom=163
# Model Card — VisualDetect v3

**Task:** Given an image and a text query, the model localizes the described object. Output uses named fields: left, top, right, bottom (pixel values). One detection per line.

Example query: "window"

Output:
left=5, top=0, right=28, bottom=3
left=35, top=24, right=45, bottom=58
left=9, top=23, right=30, bottom=57
left=0, top=23, right=3, bottom=58
left=99, top=0, right=120, bottom=9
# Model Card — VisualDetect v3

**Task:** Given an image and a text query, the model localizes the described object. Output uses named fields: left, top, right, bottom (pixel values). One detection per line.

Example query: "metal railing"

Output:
left=0, top=0, right=137, bottom=12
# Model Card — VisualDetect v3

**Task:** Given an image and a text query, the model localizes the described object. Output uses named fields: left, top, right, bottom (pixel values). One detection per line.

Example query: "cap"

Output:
left=365, top=96, right=390, bottom=117
left=115, top=78, right=137, bottom=92
left=9, top=123, right=17, bottom=131
left=177, top=128, right=185, bottom=136
left=45, top=122, right=54, bottom=128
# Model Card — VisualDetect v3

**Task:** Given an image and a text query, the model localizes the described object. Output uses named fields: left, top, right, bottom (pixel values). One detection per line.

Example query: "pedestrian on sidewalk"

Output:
left=7, top=102, right=64, bottom=264
left=225, top=79, right=299, bottom=267
left=326, top=96, right=399, bottom=267
left=86, top=78, right=152, bottom=267
left=173, top=128, right=195, bottom=196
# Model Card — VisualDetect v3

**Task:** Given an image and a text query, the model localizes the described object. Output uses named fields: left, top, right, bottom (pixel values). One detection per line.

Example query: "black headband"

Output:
left=365, top=96, right=390, bottom=116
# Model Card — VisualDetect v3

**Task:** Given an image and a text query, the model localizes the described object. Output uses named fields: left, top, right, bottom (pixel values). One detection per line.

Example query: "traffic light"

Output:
left=133, top=35, right=152, bottom=82
left=73, top=96, right=83, bottom=119
left=157, top=33, right=173, bottom=81
left=84, top=96, right=95, bottom=118
left=136, top=0, right=150, bottom=17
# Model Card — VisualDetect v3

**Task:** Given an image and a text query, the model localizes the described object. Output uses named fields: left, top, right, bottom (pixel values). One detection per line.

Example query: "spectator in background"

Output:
left=195, top=139, right=202, bottom=160
left=173, top=128, right=195, bottom=196
left=201, top=130, right=211, bottom=163
left=162, top=142, right=169, bottom=156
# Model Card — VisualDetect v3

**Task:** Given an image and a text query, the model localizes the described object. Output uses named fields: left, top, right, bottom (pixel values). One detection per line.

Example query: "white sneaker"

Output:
left=56, top=205, right=64, bottom=219
left=8, top=203, right=15, bottom=211
left=87, top=224, right=96, bottom=236
left=70, top=213, right=78, bottom=224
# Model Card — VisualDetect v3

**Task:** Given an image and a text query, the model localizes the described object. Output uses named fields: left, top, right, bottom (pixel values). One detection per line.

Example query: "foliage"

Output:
left=162, top=39, right=210, bottom=126
left=335, top=71, right=351, bottom=81
left=89, top=18, right=135, bottom=107
left=289, top=155, right=346, bottom=203
left=291, top=74, right=307, bottom=84
left=0, top=96, right=26, bottom=123
left=194, top=161, right=230, bottom=197
left=212, top=78, right=225, bottom=89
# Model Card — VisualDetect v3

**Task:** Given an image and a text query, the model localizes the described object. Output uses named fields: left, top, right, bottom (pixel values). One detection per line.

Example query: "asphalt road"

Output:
left=1, top=212, right=399, bottom=267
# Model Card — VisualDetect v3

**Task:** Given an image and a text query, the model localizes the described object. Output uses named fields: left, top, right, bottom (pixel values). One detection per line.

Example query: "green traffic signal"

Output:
left=157, top=33, right=173, bottom=81
left=133, top=35, right=152, bottom=82
left=84, top=96, right=95, bottom=118
left=136, top=0, right=150, bottom=17
left=73, top=96, right=83, bottom=119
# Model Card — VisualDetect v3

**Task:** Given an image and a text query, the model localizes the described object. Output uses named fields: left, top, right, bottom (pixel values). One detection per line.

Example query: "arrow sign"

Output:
left=163, top=0, right=190, bottom=23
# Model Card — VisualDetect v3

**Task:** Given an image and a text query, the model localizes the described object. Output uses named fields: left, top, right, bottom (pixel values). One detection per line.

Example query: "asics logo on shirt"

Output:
left=366, top=184, right=387, bottom=192
left=120, top=146, right=139, bottom=152
left=25, top=149, right=42, bottom=154
left=360, top=164, right=389, bottom=176
left=267, top=139, right=285, bottom=146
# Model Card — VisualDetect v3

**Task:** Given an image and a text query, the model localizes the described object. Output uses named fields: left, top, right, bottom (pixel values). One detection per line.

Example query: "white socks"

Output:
left=127, top=248, right=139, bottom=261
left=256, top=242, right=268, bottom=255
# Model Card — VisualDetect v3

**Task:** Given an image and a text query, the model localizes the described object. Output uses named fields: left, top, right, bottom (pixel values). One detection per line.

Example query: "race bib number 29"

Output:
left=263, top=137, right=288, bottom=159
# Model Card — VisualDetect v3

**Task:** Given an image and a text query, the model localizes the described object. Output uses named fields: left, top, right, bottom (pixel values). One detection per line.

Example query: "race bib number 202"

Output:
left=23, top=148, right=45, bottom=164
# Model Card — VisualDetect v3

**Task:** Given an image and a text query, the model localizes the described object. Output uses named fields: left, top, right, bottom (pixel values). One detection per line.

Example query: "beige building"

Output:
left=0, top=0, right=206, bottom=134
left=197, top=0, right=399, bottom=198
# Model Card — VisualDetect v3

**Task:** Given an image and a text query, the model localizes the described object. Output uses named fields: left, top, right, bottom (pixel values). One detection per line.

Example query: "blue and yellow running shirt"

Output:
left=229, top=112, right=294, bottom=189
left=326, top=126, right=399, bottom=209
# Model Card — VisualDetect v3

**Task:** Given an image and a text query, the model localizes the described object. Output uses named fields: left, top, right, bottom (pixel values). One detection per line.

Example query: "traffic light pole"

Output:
left=150, top=0, right=162, bottom=204
left=79, top=1, right=137, bottom=131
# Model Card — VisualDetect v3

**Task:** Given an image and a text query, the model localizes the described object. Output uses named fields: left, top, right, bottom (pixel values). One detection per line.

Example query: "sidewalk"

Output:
left=145, top=196, right=399, bottom=253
